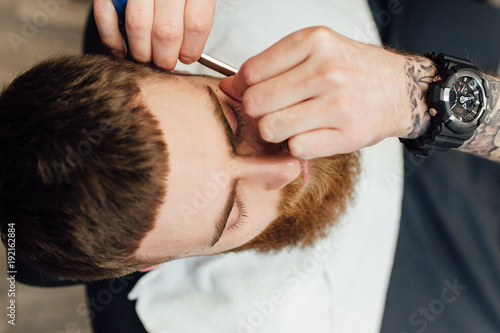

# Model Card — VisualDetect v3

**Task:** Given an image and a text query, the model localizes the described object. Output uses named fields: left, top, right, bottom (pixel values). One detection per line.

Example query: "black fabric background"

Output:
left=367, top=1, right=500, bottom=332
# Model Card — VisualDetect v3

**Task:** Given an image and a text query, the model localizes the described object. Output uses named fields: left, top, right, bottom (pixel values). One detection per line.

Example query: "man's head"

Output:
left=0, top=55, right=359, bottom=281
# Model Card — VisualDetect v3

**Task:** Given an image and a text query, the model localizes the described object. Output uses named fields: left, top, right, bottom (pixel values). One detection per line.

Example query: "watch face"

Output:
left=449, top=76, right=484, bottom=123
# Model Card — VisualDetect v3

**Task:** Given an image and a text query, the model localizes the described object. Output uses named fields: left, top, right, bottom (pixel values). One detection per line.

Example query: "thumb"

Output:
left=219, top=76, right=241, bottom=101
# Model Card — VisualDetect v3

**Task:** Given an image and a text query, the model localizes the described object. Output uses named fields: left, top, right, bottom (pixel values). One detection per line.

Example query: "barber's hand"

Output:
left=93, top=0, right=217, bottom=69
left=220, top=27, right=435, bottom=159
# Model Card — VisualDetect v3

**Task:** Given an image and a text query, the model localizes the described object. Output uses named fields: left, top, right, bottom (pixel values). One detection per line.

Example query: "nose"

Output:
left=236, top=153, right=301, bottom=190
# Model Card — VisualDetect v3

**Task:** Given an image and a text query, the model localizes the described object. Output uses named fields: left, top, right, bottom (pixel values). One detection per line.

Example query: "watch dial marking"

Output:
left=451, top=76, right=483, bottom=123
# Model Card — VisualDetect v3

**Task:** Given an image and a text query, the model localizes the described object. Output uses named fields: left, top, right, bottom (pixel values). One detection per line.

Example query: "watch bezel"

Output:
left=440, top=68, right=487, bottom=133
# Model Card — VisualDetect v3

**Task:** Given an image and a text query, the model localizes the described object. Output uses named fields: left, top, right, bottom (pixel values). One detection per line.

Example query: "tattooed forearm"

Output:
left=394, top=51, right=500, bottom=162
left=459, top=75, right=500, bottom=162
left=403, top=56, right=437, bottom=138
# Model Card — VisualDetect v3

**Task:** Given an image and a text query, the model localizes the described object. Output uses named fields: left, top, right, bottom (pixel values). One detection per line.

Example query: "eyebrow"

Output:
left=206, top=85, right=238, bottom=152
left=205, top=85, right=238, bottom=247
left=208, top=180, right=237, bottom=248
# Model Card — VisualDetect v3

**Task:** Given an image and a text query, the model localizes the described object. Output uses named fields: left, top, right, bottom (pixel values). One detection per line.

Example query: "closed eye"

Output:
left=225, top=98, right=247, bottom=140
left=227, top=197, right=249, bottom=232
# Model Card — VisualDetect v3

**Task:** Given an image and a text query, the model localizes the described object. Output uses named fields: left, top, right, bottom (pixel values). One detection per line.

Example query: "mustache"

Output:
left=233, top=152, right=360, bottom=253
left=280, top=153, right=360, bottom=216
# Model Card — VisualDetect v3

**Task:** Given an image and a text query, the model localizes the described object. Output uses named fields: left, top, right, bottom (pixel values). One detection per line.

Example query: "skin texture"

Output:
left=93, top=0, right=216, bottom=68
left=460, top=75, right=500, bottom=161
left=401, top=55, right=436, bottom=138
left=135, top=74, right=359, bottom=266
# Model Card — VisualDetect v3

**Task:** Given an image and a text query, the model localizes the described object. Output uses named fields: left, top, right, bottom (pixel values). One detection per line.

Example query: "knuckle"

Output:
left=185, top=16, right=213, bottom=35
left=309, top=26, right=333, bottom=42
left=125, top=7, right=153, bottom=32
left=242, top=89, right=263, bottom=116
left=153, top=23, right=183, bottom=44
left=262, top=113, right=291, bottom=141
left=239, top=62, right=262, bottom=87
left=320, top=65, right=346, bottom=86
left=126, top=18, right=150, bottom=34
left=337, top=96, right=354, bottom=115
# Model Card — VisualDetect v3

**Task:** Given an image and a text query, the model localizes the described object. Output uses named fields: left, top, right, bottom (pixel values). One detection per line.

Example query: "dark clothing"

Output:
left=368, top=1, right=500, bottom=332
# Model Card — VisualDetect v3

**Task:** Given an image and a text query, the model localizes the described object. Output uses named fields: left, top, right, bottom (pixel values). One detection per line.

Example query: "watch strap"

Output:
left=400, top=53, right=479, bottom=157
left=426, top=52, right=478, bottom=71
left=400, top=123, right=474, bottom=157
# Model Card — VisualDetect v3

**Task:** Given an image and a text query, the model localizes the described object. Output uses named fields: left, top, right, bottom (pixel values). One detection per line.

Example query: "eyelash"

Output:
left=228, top=199, right=248, bottom=231
left=224, top=101, right=249, bottom=232
left=226, top=99, right=247, bottom=138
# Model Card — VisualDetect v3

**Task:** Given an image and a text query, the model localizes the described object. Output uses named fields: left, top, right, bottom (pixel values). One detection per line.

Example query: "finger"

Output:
left=288, top=129, right=355, bottom=159
left=242, top=60, right=321, bottom=117
left=231, top=29, right=312, bottom=98
left=93, top=0, right=126, bottom=57
left=258, top=98, right=342, bottom=143
left=152, top=0, right=185, bottom=69
left=125, top=0, right=154, bottom=63
left=180, top=0, right=216, bottom=64
left=219, top=77, right=241, bottom=101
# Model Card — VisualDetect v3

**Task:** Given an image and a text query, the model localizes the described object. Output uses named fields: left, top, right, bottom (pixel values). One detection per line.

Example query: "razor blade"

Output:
left=111, top=0, right=237, bottom=76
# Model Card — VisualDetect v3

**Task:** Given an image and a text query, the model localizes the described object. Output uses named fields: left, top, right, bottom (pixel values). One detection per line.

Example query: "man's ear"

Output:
left=139, top=264, right=162, bottom=272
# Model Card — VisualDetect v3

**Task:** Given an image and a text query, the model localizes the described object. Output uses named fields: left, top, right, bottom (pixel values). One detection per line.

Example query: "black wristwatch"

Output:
left=400, top=52, right=488, bottom=157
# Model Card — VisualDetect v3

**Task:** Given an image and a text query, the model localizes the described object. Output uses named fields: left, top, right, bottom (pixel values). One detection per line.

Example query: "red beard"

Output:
left=232, top=152, right=360, bottom=253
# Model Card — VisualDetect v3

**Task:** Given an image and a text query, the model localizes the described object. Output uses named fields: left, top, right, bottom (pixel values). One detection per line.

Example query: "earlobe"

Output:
left=139, top=264, right=162, bottom=272
left=220, top=76, right=240, bottom=100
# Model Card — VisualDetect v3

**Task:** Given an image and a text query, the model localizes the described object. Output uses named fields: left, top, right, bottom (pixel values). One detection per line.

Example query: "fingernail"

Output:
left=179, top=56, right=195, bottom=64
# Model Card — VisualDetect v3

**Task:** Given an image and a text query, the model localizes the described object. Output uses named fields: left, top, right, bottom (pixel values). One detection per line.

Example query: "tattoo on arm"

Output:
left=403, top=56, right=436, bottom=138
left=459, top=75, right=500, bottom=162
left=399, top=52, right=500, bottom=163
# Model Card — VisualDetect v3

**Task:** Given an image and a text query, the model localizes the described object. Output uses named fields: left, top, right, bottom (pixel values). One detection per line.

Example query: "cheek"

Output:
left=215, top=188, right=282, bottom=252
left=238, top=188, right=281, bottom=238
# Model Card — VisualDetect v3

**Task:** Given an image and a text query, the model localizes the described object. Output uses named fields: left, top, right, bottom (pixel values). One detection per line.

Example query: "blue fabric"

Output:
left=112, top=0, right=127, bottom=21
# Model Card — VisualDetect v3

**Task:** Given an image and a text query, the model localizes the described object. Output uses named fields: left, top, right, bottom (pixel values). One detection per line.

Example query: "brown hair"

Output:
left=0, top=55, right=168, bottom=281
